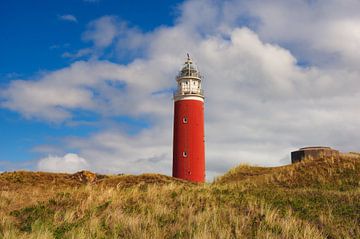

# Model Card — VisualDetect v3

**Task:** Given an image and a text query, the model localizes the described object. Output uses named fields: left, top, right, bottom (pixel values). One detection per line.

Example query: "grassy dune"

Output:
left=0, top=154, right=359, bottom=238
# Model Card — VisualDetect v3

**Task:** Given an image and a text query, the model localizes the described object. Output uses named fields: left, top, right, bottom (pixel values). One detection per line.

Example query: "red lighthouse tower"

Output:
left=173, top=54, right=205, bottom=182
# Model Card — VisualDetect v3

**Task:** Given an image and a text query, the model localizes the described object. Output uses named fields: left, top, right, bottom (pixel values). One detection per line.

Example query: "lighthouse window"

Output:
left=183, top=151, right=188, bottom=157
left=183, top=117, right=188, bottom=123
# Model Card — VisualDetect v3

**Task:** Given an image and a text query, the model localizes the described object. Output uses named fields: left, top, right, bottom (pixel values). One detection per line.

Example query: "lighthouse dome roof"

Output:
left=177, top=55, right=201, bottom=79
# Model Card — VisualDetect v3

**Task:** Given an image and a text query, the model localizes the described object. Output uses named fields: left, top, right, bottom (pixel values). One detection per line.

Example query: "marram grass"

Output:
left=0, top=154, right=359, bottom=238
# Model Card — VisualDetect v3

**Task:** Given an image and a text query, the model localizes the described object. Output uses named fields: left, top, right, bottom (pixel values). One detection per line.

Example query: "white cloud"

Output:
left=58, top=14, right=78, bottom=23
left=62, top=48, right=93, bottom=59
left=230, top=0, right=360, bottom=68
left=37, top=153, right=89, bottom=173
left=2, top=0, right=360, bottom=180
left=82, top=16, right=119, bottom=48
left=1, top=61, right=126, bottom=122
left=81, top=16, right=149, bottom=59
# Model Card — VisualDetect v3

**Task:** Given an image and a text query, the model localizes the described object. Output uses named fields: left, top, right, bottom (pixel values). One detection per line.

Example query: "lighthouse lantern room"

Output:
left=173, top=54, right=205, bottom=182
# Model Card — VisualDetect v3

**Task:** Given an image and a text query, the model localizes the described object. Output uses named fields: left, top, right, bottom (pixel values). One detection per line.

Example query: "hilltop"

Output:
left=0, top=154, right=359, bottom=238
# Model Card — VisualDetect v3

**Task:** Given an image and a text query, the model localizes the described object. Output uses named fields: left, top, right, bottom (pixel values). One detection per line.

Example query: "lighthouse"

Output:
left=173, top=54, right=205, bottom=182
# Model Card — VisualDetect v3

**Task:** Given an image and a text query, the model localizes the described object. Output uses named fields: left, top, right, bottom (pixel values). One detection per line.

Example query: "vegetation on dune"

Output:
left=216, top=153, right=360, bottom=189
left=0, top=154, right=359, bottom=238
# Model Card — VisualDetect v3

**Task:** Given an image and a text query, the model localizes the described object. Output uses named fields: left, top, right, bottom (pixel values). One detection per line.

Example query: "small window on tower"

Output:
left=183, top=117, right=188, bottom=123
left=183, top=151, right=188, bottom=157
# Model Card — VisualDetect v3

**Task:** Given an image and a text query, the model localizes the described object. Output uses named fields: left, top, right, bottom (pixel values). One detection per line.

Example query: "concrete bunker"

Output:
left=291, top=146, right=340, bottom=164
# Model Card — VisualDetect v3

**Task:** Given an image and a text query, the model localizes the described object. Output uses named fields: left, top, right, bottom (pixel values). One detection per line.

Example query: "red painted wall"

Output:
left=173, top=99, right=205, bottom=182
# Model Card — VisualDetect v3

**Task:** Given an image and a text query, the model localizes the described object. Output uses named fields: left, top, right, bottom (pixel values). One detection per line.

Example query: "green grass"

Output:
left=0, top=154, right=359, bottom=238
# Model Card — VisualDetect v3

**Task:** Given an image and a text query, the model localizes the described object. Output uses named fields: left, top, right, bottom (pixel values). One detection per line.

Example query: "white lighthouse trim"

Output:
left=174, top=95, right=204, bottom=102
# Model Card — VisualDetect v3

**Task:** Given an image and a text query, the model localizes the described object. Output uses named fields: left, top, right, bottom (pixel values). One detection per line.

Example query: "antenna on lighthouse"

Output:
left=187, top=53, right=190, bottom=61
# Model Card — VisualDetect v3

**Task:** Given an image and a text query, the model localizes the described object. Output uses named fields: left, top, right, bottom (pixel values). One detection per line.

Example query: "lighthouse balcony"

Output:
left=173, top=89, right=204, bottom=98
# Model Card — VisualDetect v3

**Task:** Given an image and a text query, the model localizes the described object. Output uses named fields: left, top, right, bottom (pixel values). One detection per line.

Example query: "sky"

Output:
left=1, top=0, right=360, bottom=181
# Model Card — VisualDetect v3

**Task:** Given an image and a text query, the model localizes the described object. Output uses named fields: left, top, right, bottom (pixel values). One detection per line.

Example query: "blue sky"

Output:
left=0, top=0, right=181, bottom=165
left=1, top=0, right=360, bottom=180
left=0, top=0, right=179, bottom=76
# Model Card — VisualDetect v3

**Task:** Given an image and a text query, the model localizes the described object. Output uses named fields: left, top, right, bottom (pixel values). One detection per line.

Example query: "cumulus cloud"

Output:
left=82, top=16, right=119, bottom=48
left=228, top=0, right=360, bottom=68
left=81, top=16, right=150, bottom=59
left=65, top=127, right=172, bottom=175
left=0, top=61, right=126, bottom=122
left=2, top=0, right=360, bottom=180
left=58, top=14, right=78, bottom=23
left=37, top=153, right=89, bottom=173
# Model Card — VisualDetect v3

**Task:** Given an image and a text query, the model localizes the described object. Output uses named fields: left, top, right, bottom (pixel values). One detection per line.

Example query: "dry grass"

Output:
left=216, top=154, right=360, bottom=189
left=0, top=154, right=359, bottom=238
